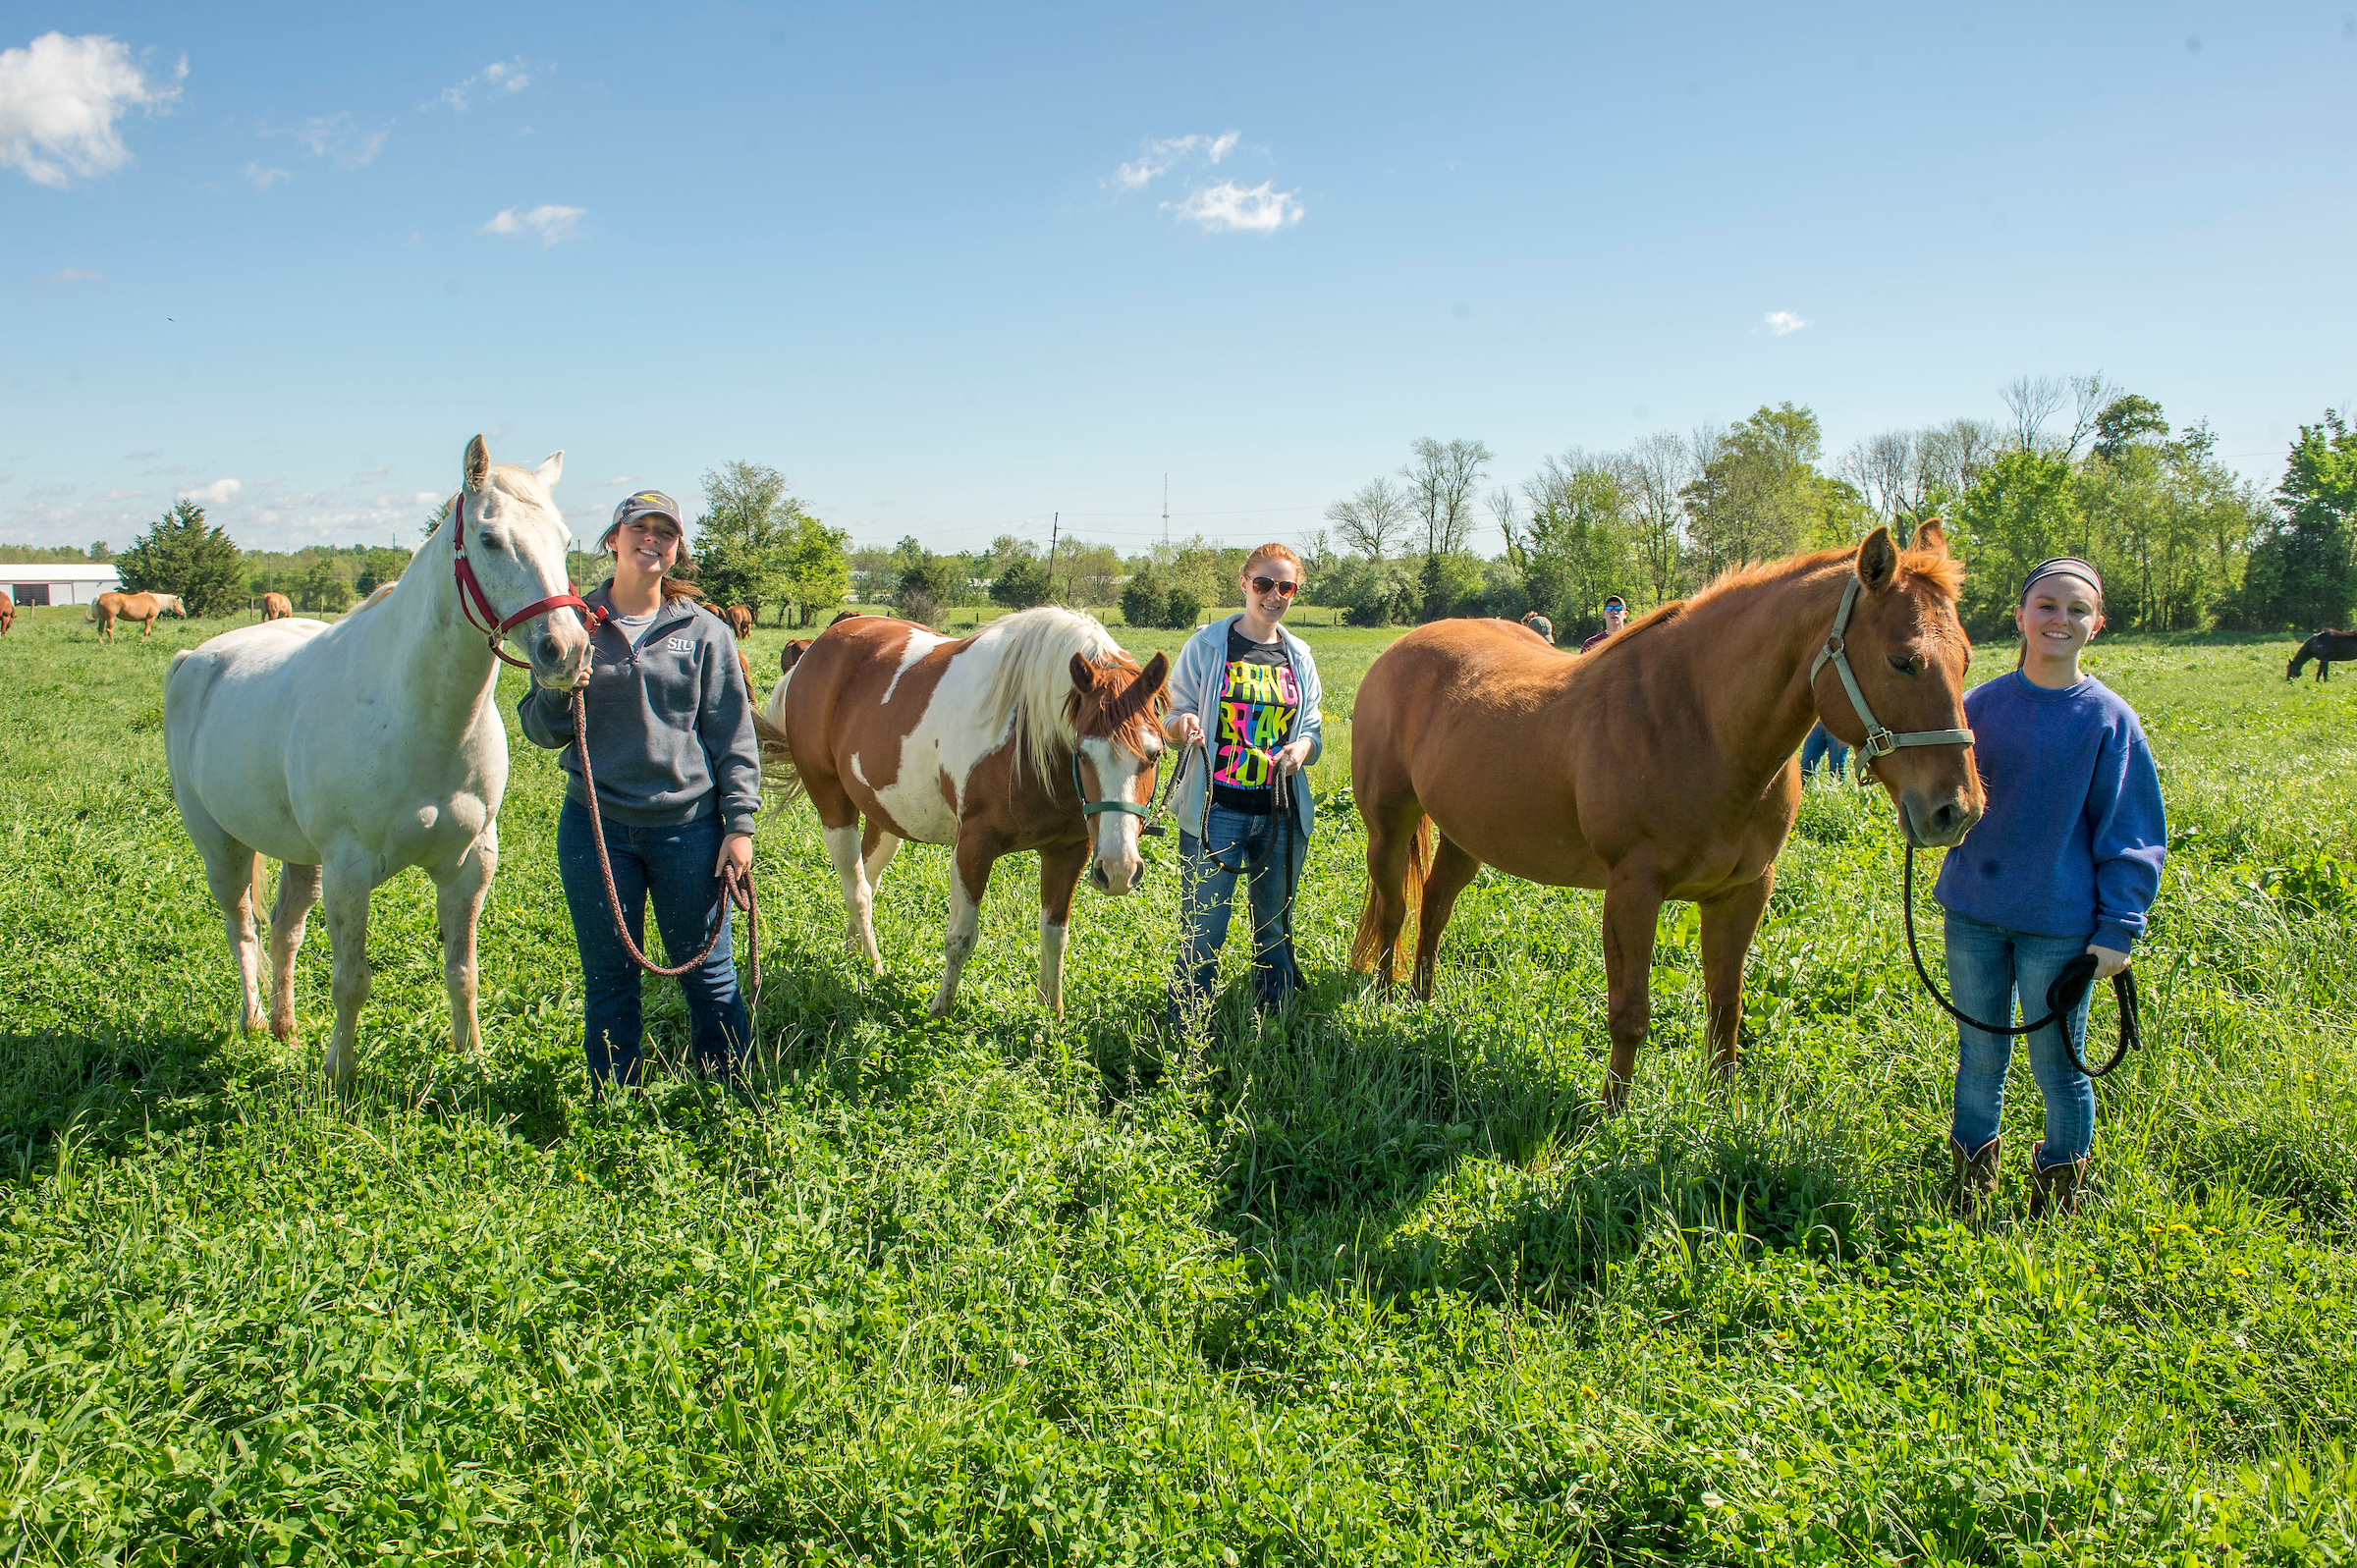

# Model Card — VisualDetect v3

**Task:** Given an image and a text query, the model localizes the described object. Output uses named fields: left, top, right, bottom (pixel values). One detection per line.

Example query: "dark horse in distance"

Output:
left=2287, top=630, right=2357, bottom=682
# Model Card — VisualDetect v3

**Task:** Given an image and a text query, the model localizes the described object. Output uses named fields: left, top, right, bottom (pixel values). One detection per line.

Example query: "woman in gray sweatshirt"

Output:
left=519, top=490, right=760, bottom=1092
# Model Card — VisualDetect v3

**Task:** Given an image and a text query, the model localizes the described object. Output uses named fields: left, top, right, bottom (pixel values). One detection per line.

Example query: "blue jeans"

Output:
left=556, top=799, right=749, bottom=1090
left=1800, top=722, right=1849, bottom=780
left=1946, top=909, right=2096, bottom=1166
left=1168, top=804, right=1307, bottom=1030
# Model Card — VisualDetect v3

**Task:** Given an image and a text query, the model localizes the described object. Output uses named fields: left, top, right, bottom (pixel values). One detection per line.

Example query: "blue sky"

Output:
left=4, top=2, right=2352, bottom=555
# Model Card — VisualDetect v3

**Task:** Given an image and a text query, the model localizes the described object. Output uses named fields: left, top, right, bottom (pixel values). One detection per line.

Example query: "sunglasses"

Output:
left=1248, top=576, right=1299, bottom=598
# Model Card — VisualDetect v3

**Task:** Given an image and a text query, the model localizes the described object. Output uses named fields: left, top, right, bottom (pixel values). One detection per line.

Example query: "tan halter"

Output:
left=1810, top=574, right=1976, bottom=759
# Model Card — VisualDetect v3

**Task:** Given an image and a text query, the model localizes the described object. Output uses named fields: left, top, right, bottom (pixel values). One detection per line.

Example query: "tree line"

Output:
left=1314, top=382, right=2355, bottom=639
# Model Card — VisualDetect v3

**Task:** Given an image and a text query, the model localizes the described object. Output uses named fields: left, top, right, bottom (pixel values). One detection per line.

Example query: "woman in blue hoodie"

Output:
left=1941, top=558, right=2165, bottom=1218
left=519, top=490, right=760, bottom=1094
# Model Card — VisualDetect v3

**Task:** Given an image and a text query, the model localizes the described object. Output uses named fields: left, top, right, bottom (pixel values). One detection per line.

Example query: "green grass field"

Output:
left=4, top=601, right=2355, bottom=1564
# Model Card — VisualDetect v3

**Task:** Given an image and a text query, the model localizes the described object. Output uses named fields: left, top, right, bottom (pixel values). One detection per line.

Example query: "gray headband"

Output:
left=2019, top=557, right=2102, bottom=604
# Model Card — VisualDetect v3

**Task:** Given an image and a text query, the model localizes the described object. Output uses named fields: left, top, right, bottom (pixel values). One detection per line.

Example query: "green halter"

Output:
left=1809, top=574, right=1976, bottom=759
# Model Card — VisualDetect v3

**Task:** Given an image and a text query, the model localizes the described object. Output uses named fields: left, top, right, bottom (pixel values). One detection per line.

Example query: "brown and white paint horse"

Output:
left=260, top=592, right=295, bottom=622
left=89, top=591, right=187, bottom=643
left=761, top=607, right=1169, bottom=1016
left=1350, top=525, right=1982, bottom=1107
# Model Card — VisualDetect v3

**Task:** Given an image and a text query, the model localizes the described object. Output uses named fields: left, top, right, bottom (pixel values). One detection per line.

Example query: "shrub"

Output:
left=114, top=501, right=246, bottom=618
left=1121, top=568, right=1167, bottom=628
left=1159, top=582, right=1202, bottom=628
left=990, top=556, right=1054, bottom=610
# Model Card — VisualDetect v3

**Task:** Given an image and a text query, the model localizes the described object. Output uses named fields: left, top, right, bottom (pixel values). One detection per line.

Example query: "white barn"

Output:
left=0, top=564, right=122, bottom=607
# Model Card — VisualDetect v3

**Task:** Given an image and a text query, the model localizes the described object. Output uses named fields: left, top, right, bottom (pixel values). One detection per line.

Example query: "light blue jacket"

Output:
left=1164, top=614, right=1323, bottom=842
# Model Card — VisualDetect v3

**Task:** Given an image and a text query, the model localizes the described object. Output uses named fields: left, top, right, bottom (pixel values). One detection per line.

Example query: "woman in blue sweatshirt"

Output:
left=1941, top=557, right=2165, bottom=1218
left=519, top=490, right=760, bottom=1095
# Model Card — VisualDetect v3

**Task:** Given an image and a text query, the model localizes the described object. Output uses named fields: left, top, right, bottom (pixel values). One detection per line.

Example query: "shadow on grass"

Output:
left=1178, top=984, right=1887, bottom=1317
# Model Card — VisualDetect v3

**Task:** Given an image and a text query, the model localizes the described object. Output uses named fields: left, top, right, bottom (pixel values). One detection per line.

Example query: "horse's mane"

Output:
left=970, top=606, right=1148, bottom=782
left=1608, top=535, right=1965, bottom=657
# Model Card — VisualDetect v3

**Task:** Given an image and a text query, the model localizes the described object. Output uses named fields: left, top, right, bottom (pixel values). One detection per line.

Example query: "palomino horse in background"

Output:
left=89, top=591, right=187, bottom=643
left=260, top=592, right=295, bottom=622
left=166, top=436, right=593, bottom=1084
left=1350, top=523, right=1982, bottom=1108
left=2287, top=629, right=2357, bottom=682
left=722, top=604, right=754, bottom=637
left=761, top=607, right=1169, bottom=1016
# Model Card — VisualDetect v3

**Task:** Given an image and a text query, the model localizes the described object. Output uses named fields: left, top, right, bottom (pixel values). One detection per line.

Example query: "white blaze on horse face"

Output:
left=1079, top=734, right=1149, bottom=895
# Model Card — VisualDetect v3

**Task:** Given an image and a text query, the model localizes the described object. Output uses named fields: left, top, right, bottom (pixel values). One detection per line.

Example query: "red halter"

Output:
left=449, top=492, right=603, bottom=670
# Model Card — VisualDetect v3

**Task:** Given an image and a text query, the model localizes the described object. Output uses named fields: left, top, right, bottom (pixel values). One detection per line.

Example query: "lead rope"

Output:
left=1900, top=844, right=2141, bottom=1079
left=569, top=685, right=761, bottom=1014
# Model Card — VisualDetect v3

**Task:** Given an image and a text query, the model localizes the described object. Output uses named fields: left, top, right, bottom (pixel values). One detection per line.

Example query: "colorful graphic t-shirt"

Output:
left=1211, top=625, right=1300, bottom=815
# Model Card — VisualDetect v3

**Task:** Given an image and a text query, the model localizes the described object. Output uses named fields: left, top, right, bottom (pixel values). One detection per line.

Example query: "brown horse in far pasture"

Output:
left=2287, top=630, right=2357, bottom=682
left=260, top=592, right=295, bottom=622
left=1349, top=523, right=1983, bottom=1108
left=0, top=590, right=13, bottom=638
left=722, top=604, right=753, bottom=637
left=89, top=591, right=187, bottom=643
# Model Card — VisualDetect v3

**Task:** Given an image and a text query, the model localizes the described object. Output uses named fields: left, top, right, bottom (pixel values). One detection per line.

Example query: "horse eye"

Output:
left=1887, top=653, right=1915, bottom=676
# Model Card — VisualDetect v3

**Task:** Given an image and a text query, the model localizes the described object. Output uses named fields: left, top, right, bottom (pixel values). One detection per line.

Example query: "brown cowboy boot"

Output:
left=2028, top=1140, right=2088, bottom=1219
left=1949, top=1134, right=2001, bottom=1222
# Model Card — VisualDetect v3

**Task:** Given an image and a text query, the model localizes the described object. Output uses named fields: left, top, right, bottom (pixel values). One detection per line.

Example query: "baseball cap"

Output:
left=600, top=490, right=685, bottom=551
left=1603, top=593, right=1627, bottom=610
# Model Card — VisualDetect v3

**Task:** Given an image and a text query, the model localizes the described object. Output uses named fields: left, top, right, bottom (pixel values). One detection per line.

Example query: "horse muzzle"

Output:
left=1898, top=790, right=1979, bottom=849
left=1088, top=857, right=1146, bottom=896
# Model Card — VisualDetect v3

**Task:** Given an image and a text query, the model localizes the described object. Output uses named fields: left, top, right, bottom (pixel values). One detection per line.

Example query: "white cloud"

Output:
left=178, top=477, right=241, bottom=505
left=42, top=265, right=99, bottom=284
left=354, top=464, right=391, bottom=482
left=413, top=491, right=444, bottom=507
left=98, top=487, right=147, bottom=501
left=434, top=57, right=536, bottom=111
left=482, top=203, right=583, bottom=244
left=241, top=160, right=291, bottom=190
left=1111, top=130, right=1238, bottom=190
left=284, top=112, right=389, bottom=169
left=1764, top=310, right=1808, bottom=336
left=0, top=31, right=182, bottom=188
left=1165, top=180, right=1303, bottom=235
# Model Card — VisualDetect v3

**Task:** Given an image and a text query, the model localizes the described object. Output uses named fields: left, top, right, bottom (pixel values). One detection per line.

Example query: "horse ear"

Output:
left=1911, top=518, right=1949, bottom=557
left=1136, top=650, right=1170, bottom=699
left=463, top=434, right=490, bottom=495
left=1856, top=526, right=1899, bottom=592
left=1069, top=652, right=1097, bottom=693
left=534, top=450, right=564, bottom=489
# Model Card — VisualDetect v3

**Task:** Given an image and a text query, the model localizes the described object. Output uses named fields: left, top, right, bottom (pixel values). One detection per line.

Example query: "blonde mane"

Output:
left=970, top=606, right=1134, bottom=784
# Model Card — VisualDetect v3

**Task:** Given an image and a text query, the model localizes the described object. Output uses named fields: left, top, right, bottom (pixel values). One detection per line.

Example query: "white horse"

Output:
left=165, top=436, right=592, bottom=1084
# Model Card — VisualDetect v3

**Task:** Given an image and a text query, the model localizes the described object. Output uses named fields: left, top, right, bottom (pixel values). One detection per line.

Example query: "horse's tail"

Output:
left=248, top=850, right=273, bottom=939
left=752, top=707, right=806, bottom=812
left=83, top=603, right=98, bottom=622
left=1349, top=814, right=1432, bottom=975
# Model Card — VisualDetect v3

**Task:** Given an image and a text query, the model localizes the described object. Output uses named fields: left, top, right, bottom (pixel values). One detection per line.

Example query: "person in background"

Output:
left=1580, top=594, right=1628, bottom=652
left=1161, top=543, right=1325, bottom=1033
left=1520, top=610, right=1555, bottom=644
left=1800, top=719, right=1850, bottom=782
left=1941, top=557, right=2165, bottom=1221
left=519, top=491, right=760, bottom=1096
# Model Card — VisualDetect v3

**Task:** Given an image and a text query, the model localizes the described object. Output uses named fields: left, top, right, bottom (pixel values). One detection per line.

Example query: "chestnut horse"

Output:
left=761, top=607, right=1169, bottom=1016
left=0, top=591, right=13, bottom=638
left=1350, top=524, right=1982, bottom=1106
left=90, top=591, right=187, bottom=643
left=723, top=604, right=753, bottom=637
left=2287, top=629, right=2357, bottom=682
left=260, top=592, right=295, bottom=622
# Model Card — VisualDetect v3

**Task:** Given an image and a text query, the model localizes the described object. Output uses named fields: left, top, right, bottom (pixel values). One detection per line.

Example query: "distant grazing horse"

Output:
left=260, top=592, right=295, bottom=622
left=166, top=436, right=593, bottom=1084
left=89, top=591, right=186, bottom=643
left=0, top=591, right=13, bottom=638
left=2287, top=630, right=2357, bottom=682
left=1520, top=610, right=1555, bottom=644
left=723, top=604, right=754, bottom=637
left=761, top=606, right=1169, bottom=1016
left=1350, top=523, right=1982, bottom=1107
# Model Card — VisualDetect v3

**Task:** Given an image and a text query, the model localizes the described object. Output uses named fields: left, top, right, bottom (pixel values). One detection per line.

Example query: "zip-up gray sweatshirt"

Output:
left=518, top=584, right=760, bottom=838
